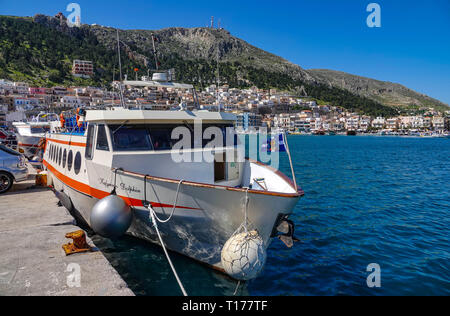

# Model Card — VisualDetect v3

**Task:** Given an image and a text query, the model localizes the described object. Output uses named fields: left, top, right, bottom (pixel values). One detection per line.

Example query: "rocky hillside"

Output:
left=308, top=69, right=449, bottom=112
left=0, top=13, right=447, bottom=116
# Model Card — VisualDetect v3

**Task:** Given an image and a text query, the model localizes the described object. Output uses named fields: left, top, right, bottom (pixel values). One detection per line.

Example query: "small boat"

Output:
left=13, top=112, right=59, bottom=158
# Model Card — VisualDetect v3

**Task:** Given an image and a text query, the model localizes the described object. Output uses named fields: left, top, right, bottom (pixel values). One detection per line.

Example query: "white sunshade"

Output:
left=123, top=80, right=194, bottom=90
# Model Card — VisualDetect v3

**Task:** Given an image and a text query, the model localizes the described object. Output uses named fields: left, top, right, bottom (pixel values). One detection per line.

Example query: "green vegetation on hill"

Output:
left=0, top=16, right=141, bottom=88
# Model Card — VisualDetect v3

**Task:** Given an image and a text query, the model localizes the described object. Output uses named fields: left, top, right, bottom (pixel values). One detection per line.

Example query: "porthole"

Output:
left=62, top=149, right=67, bottom=169
left=67, top=150, right=73, bottom=172
left=74, top=152, right=81, bottom=175
left=58, top=148, right=62, bottom=166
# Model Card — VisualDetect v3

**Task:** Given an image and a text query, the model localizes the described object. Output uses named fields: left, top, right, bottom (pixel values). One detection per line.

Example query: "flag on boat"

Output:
left=262, top=133, right=287, bottom=152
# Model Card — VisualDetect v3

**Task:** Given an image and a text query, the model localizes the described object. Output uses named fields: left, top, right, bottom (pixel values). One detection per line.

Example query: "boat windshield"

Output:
left=30, top=127, right=48, bottom=134
left=109, top=124, right=238, bottom=152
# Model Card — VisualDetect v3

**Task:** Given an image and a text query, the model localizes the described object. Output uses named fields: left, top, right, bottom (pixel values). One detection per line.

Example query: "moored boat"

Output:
left=13, top=112, right=58, bottom=158
left=43, top=78, right=304, bottom=280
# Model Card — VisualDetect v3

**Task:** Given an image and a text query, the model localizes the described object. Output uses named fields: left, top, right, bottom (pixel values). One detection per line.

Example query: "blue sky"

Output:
left=1, top=0, right=449, bottom=105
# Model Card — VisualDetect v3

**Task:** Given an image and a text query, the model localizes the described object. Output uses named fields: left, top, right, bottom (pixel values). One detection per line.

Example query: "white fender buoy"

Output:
left=221, top=230, right=267, bottom=281
left=90, top=195, right=133, bottom=239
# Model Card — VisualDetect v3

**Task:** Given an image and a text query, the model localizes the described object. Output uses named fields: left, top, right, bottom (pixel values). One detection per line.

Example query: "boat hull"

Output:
left=47, top=163, right=300, bottom=270
left=16, top=135, right=42, bottom=158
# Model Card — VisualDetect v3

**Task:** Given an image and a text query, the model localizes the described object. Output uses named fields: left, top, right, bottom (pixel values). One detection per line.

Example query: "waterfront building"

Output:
left=13, top=82, right=29, bottom=95
left=0, top=80, right=14, bottom=95
left=346, top=116, right=360, bottom=131
left=236, top=112, right=263, bottom=132
left=386, top=118, right=400, bottom=130
left=422, top=117, right=432, bottom=129
left=432, top=117, right=445, bottom=131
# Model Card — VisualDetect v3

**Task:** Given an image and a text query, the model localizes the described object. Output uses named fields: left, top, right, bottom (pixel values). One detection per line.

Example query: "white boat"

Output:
left=44, top=106, right=303, bottom=277
left=13, top=112, right=59, bottom=158
left=43, top=74, right=303, bottom=279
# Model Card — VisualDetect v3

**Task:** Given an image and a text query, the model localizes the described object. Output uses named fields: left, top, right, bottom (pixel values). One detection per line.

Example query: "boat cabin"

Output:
left=82, top=108, right=244, bottom=187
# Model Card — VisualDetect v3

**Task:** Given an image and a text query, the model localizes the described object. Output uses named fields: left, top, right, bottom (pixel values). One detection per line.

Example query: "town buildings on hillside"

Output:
left=0, top=79, right=449, bottom=133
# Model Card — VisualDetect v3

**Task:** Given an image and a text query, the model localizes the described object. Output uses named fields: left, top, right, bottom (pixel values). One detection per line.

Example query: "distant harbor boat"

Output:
left=13, top=112, right=58, bottom=158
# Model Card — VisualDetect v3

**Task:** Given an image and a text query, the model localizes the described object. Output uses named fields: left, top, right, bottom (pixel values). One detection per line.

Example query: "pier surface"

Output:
left=0, top=180, right=134, bottom=296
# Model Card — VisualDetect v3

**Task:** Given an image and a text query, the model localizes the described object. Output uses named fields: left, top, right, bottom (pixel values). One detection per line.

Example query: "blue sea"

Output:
left=92, top=136, right=450, bottom=296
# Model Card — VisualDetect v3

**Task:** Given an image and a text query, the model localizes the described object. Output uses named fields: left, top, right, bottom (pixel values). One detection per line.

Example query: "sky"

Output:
left=1, top=0, right=449, bottom=105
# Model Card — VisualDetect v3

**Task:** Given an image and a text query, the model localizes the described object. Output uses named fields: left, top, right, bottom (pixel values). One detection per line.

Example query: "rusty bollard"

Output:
left=62, top=230, right=92, bottom=256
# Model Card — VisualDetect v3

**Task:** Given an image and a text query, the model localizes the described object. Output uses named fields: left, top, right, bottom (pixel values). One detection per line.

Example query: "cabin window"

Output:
left=110, top=125, right=153, bottom=151
left=62, top=149, right=67, bottom=168
left=85, top=124, right=95, bottom=159
left=67, top=150, right=73, bottom=172
left=107, top=124, right=238, bottom=152
left=74, top=152, right=82, bottom=175
left=96, top=125, right=110, bottom=151
left=30, top=127, right=45, bottom=134
left=150, top=128, right=175, bottom=151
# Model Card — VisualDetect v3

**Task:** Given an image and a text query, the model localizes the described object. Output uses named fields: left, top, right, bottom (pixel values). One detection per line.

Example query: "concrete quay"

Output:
left=0, top=180, right=134, bottom=296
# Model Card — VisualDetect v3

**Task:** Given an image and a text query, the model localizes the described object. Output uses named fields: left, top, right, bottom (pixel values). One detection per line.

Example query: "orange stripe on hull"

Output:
left=46, top=138, right=86, bottom=147
left=43, top=160, right=201, bottom=211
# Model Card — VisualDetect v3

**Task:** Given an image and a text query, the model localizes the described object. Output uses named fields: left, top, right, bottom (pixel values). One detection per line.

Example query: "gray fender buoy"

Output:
left=90, top=195, right=133, bottom=239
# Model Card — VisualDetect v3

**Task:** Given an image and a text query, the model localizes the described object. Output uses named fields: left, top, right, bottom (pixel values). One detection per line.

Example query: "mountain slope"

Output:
left=308, top=69, right=449, bottom=112
left=1, top=14, right=446, bottom=116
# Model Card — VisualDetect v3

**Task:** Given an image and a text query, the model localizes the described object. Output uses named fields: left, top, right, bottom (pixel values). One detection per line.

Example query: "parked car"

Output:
left=0, top=144, right=29, bottom=194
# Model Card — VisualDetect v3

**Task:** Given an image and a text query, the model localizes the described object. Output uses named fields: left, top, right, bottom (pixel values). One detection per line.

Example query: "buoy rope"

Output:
left=149, top=206, right=188, bottom=297
left=244, top=188, right=250, bottom=233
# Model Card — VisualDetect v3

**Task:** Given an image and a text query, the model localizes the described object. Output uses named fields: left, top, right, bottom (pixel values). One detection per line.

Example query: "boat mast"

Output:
left=216, top=44, right=221, bottom=113
left=116, top=29, right=126, bottom=108
left=151, top=34, right=159, bottom=71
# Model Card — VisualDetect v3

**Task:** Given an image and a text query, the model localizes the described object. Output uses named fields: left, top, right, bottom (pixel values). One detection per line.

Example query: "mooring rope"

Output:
left=143, top=177, right=188, bottom=296
left=149, top=207, right=188, bottom=296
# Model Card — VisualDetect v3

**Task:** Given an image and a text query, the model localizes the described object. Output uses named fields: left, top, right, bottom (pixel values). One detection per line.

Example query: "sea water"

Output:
left=92, top=136, right=450, bottom=296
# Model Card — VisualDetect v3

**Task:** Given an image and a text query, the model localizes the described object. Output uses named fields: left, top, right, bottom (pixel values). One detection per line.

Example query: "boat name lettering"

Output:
left=98, top=178, right=141, bottom=194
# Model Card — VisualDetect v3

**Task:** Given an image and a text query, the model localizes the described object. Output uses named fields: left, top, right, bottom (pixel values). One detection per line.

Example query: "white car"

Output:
left=0, top=145, right=29, bottom=194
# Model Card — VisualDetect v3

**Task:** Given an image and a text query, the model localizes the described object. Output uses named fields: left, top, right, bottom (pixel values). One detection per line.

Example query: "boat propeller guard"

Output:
left=272, top=215, right=300, bottom=248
